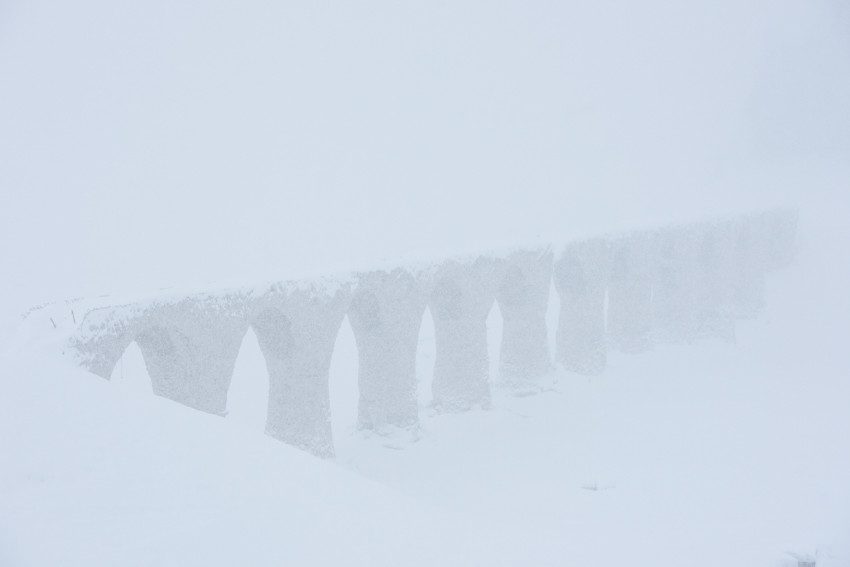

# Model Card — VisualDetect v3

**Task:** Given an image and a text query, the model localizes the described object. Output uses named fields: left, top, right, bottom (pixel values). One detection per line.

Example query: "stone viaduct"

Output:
left=48, top=210, right=796, bottom=457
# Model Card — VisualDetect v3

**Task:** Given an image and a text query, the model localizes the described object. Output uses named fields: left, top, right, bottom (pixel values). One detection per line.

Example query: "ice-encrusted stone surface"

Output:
left=730, top=215, right=768, bottom=319
left=71, top=303, right=144, bottom=379
left=348, top=269, right=428, bottom=431
left=651, top=225, right=699, bottom=343
left=495, top=249, right=553, bottom=389
left=606, top=231, right=654, bottom=353
left=553, top=238, right=610, bottom=375
left=135, top=294, right=250, bottom=416
left=430, top=257, right=499, bottom=411
left=251, top=283, right=349, bottom=458
left=690, top=220, right=737, bottom=341
left=47, top=209, right=798, bottom=457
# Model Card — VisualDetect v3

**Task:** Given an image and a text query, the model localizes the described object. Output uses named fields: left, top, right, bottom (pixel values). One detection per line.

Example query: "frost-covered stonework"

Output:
left=135, top=295, right=250, bottom=416
left=553, top=238, right=610, bottom=375
left=251, top=283, right=349, bottom=458
left=606, top=231, right=655, bottom=353
left=72, top=294, right=251, bottom=415
left=430, top=257, right=499, bottom=411
left=348, top=268, right=429, bottom=432
left=690, top=220, right=737, bottom=341
left=731, top=214, right=769, bottom=319
left=495, top=249, right=553, bottom=389
left=72, top=303, right=144, bottom=379
left=46, top=210, right=797, bottom=457
left=650, top=224, right=700, bottom=343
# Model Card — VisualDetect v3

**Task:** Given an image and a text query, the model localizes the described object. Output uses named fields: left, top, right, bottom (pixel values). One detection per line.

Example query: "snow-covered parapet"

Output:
left=250, top=282, right=349, bottom=457
left=495, top=249, right=553, bottom=389
left=348, top=268, right=429, bottom=431
left=430, top=257, right=499, bottom=410
left=552, top=238, right=610, bottom=375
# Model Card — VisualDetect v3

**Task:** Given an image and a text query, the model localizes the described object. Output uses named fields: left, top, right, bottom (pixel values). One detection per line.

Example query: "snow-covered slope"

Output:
left=1, top=1, right=849, bottom=565
left=0, top=347, right=518, bottom=567
left=2, top=194, right=848, bottom=566
left=2, top=0, right=849, bottom=344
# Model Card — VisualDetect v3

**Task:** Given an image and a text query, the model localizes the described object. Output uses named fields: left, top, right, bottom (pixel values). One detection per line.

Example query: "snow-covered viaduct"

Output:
left=38, top=210, right=797, bottom=457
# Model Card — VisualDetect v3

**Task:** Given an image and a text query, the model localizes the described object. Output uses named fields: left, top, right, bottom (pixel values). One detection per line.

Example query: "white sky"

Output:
left=1, top=0, right=849, bottom=342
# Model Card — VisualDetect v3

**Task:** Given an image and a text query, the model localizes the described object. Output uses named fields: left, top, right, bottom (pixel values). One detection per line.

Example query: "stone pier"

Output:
left=495, top=249, right=553, bottom=388
left=348, top=269, right=428, bottom=431
left=730, top=216, right=767, bottom=319
left=691, top=221, right=736, bottom=341
left=553, top=239, right=610, bottom=374
left=606, top=232, right=654, bottom=353
left=651, top=225, right=698, bottom=343
left=251, top=285, right=349, bottom=457
left=430, top=257, right=498, bottom=410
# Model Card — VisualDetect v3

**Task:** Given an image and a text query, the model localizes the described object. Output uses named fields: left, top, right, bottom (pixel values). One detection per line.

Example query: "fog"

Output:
left=1, top=0, right=848, bottom=341
left=1, top=2, right=849, bottom=564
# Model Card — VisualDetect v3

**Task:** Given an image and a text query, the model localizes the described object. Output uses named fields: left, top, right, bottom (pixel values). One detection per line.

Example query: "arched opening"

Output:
left=109, top=340, right=153, bottom=395
left=546, top=277, right=561, bottom=363
left=486, top=300, right=504, bottom=387
left=328, top=314, right=359, bottom=448
left=416, top=306, right=436, bottom=407
left=226, top=326, right=269, bottom=433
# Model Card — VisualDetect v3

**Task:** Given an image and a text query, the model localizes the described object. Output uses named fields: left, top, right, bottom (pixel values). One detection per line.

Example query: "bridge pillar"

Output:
left=496, top=249, right=553, bottom=389
left=691, top=220, right=737, bottom=341
left=134, top=296, right=249, bottom=416
left=731, top=216, right=767, bottom=319
left=348, top=269, right=427, bottom=431
left=606, top=232, right=654, bottom=353
left=251, top=285, right=349, bottom=458
left=651, top=225, right=699, bottom=343
left=430, top=257, right=498, bottom=411
left=553, top=239, right=609, bottom=375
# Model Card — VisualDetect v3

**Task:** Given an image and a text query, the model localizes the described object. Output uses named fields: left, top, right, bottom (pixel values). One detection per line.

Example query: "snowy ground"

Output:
left=2, top=194, right=848, bottom=567
left=1, top=2, right=848, bottom=563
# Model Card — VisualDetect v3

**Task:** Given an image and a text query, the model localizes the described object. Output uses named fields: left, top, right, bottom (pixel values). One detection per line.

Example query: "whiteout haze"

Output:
left=1, top=1, right=849, bottom=565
